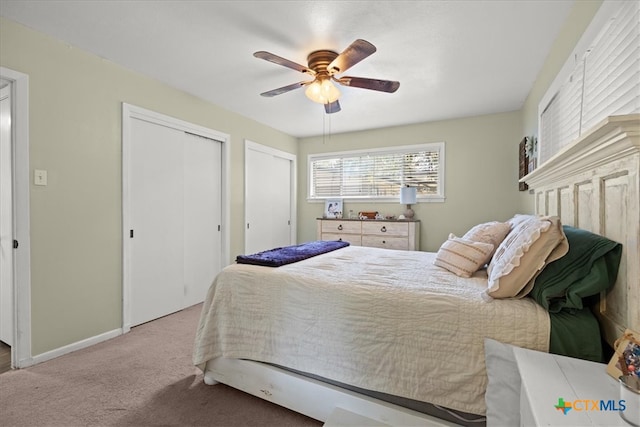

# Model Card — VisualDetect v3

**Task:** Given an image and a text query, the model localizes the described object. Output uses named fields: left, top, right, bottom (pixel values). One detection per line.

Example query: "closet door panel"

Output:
left=130, top=119, right=184, bottom=326
left=245, top=147, right=274, bottom=254
left=270, top=155, right=292, bottom=249
left=183, top=133, right=222, bottom=307
left=244, top=142, right=295, bottom=255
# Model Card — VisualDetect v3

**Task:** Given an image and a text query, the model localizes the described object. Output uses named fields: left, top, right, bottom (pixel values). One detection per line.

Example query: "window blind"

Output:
left=539, top=1, right=639, bottom=165
left=539, top=58, right=585, bottom=164
left=309, top=143, right=444, bottom=200
left=581, top=1, right=640, bottom=132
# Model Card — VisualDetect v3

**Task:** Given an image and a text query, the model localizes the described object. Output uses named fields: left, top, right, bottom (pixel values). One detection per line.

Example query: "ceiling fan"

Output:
left=254, top=39, right=400, bottom=114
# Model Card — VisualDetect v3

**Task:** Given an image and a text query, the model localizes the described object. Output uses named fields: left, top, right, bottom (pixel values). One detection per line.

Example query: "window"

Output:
left=539, top=1, right=639, bottom=164
left=308, top=143, right=445, bottom=202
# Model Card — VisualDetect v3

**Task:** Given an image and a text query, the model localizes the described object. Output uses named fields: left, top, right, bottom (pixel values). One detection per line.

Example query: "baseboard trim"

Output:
left=26, top=328, right=123, bottom=367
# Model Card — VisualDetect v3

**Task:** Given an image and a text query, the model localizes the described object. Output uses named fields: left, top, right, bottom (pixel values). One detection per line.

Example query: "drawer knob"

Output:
left=337, top=224, right=343, bottom=230
left=382, top=240, right=386, bottom=244
left=380, top=226, right=387, bottom=232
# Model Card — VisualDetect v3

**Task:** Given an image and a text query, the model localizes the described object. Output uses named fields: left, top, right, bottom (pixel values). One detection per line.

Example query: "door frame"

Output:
left=0, top=67, right=32, bottom=368
left=244, top=140, right=297, bottom=253
left=122, top=103, right=230, bottom=332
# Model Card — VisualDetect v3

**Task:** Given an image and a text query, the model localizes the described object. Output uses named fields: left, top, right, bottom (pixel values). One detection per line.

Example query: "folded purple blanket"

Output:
left=236, top=240, right=350, bottom=267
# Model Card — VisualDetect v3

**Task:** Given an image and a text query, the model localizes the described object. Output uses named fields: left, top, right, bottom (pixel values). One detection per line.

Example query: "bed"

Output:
left=193, top=114, right=639, bottom=425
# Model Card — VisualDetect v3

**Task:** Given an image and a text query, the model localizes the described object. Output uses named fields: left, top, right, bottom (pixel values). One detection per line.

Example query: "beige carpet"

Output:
left=0, top=304, right=321, bottom=426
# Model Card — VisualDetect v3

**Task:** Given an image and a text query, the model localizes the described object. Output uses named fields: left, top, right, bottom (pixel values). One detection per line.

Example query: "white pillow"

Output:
left=486, top=215, right=567, bottom=299
left=462, top=221, right=511, bottom=262
left=484, top=338, right=521, bottom=427
left=433, top=234, right=495, bottom=278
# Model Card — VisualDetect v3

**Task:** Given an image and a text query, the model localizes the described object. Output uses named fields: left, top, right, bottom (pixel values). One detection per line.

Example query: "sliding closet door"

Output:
left=245, top=147, right=274, bottom=255
left=183, top=132, right=222, bottom=307
left=244, top=141, right=295, bottom=255
left=270, top=155, right=293, bottom=248
left=128, top=116, right=223, bottom=327
left=129, top=119, right=185, bottom=326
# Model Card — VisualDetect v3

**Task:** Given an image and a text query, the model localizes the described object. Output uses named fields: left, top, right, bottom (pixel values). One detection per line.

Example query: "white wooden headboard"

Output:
left=522, top=114, right=640, bottom=348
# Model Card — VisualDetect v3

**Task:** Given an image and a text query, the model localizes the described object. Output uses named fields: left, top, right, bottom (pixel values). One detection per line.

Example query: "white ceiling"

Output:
left=0, top=0, right=575, bottom=138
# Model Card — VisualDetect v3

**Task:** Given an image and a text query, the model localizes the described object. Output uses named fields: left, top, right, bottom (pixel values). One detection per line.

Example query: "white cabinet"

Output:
left=317, top=219, right=420, bottom=251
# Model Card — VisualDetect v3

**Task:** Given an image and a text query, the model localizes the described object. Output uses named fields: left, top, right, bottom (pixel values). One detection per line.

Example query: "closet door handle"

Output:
left=337, top=224, right=343, bottom=230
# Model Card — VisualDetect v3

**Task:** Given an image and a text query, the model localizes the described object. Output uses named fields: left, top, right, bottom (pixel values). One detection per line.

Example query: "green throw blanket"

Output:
left=529, top=225, right=623, bottom=313
left=528, top=225, right=622, bottom=362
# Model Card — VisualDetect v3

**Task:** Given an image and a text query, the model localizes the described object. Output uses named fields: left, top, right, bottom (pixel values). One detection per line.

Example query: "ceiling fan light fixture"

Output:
left=255, top=40, right=398, bottom=111
left=305, top=77, right=340, bottom=104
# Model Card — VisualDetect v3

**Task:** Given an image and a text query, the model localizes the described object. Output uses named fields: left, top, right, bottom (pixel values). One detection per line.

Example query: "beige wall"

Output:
left=518, top=0, right=603, bottom=213
left=0, top=17, right=297, bottom=356
left=298, top=111, right=523, bottom=252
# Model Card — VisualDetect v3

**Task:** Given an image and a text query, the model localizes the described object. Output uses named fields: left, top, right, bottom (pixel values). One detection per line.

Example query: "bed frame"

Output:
left=202, top=114, right=639, bottom=425
left=522, top=114, right=639, bottom=348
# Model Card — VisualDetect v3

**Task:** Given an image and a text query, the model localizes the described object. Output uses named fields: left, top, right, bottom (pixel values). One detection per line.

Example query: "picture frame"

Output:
left=607, top=329, right=640, bottom=380
left=324, top=199, right=343, bottom=219
left=518, top=137, right=528, bottom=191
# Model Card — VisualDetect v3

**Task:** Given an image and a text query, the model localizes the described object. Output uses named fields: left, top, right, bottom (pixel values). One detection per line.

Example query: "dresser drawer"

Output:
left=321, top=233, right=362, bottom=246
left=361, top=235, right=409, bottom=250
left=361, top=221, right=408, bottom=237
left=320, top=220, right=361, bottom=234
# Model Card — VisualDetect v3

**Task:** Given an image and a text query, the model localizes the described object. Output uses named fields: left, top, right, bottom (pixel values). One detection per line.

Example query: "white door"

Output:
left=245, top=147, right=274, bottom=255
left=0, top=84, right=13, bottom=346
left=244, top=141, right=295, bottom=255
left=183, top=132, right=222, bottom=307
left=130, top=119, right=185, bottom=326
left=128, top=117, right=222, bottom=327
left=271, top=155, right=293, bottom=248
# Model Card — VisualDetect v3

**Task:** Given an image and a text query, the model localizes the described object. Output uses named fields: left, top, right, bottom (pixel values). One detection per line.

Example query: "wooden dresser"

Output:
left=316, top=218, right=420, bottom=251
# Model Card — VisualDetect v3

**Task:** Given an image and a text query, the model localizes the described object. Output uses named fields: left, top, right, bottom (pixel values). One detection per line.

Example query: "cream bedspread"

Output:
left=193, top=246, right=550, bottom=415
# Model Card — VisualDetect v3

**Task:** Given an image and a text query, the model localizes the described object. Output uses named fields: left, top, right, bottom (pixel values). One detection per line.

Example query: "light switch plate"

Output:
left=34, top=169, right=47, bottom=186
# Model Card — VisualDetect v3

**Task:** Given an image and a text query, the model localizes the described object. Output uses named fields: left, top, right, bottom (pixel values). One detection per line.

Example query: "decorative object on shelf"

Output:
left=525, top=135, right=538, bottom=173
left=610, top=329, right=640, bottom=426
left=358, top=211, right=377, bottom=220
left=400, top=186, right=417, bottom=219
left=607, top=329, right=640, bottom=380
left=620, top=373, right=640, bottom=427
left=519, top=137, right=529, bottom=191
left=324, top=199, right=343, bottom=219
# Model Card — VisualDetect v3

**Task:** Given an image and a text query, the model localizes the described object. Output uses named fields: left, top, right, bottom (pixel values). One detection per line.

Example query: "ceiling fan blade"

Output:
left=328, top=39, right=376, bottom=74
left=254, top=51, right=314, bottom=75
left=324, top=100, right=341, bottom=114
left=335, top=76, right=400, bottom=93
left=260, top=81, right=307, bottom=97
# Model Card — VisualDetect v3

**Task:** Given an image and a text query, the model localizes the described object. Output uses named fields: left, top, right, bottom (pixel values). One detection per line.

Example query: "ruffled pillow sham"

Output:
left=485, top=215, right=568, bottom=299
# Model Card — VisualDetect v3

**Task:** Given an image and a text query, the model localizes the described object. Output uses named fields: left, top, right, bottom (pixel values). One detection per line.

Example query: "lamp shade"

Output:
left=305, top=77, right=341, bottom=104
left=400, top=186, right=417, bottom=204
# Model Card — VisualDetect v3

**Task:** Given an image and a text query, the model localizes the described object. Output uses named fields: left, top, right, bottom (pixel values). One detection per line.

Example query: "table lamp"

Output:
left=400, top=186, right=417, bottom=219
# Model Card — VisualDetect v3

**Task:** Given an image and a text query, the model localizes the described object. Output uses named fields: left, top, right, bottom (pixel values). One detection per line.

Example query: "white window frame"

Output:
left=307, top=142, right=445, bottom=203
